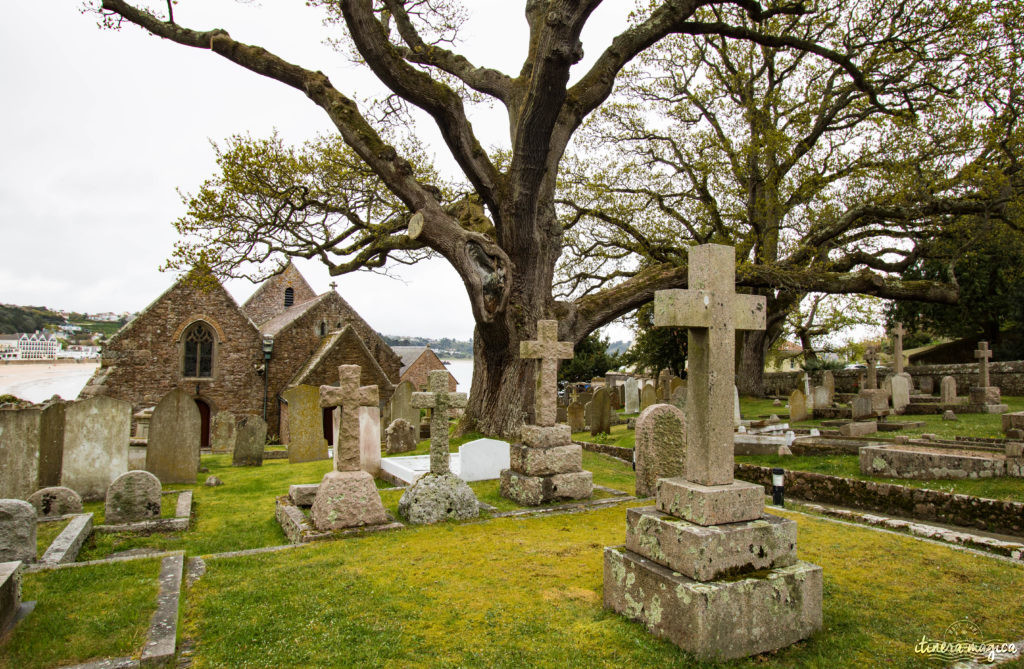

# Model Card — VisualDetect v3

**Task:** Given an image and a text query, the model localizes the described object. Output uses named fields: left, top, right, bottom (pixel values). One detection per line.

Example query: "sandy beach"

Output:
left=0, top=361, right=99, bottom=403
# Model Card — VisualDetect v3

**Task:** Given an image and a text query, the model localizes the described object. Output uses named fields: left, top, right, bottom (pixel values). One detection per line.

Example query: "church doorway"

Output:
left=195, top=399, right=211, bottom=449
left=322, top=407, right=334, bottom=446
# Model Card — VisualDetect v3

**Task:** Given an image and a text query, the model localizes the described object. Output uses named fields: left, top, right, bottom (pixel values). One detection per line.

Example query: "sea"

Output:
left=443, top=358, right=474, bottom=392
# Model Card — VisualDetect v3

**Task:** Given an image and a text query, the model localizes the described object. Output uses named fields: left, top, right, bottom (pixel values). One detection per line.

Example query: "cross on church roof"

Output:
left=320, top=365, right=379, bottom=472
left=520, top=320, right=574, bottom=427
left=654, top=244, right=765, bottom=486
left=412, top=370, right=468, bottom=475
left=329, top=281, right=338, bottom=291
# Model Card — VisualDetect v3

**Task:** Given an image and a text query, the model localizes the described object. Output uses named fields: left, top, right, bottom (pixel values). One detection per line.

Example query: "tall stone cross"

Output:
left=412, top=370, right=468, bottom=475
left=520, top=319, right=574, bottom=427
left=328, top=281, right=338, bottom=291
left=654, top=244, right=766, bottom=486
left=892, top=322, right=906, bottom=374
left=320, top=364, right=379, bottom=472
left=864, top=347, right=879, bottom=389
left=975, top=341, right=993, bottom=387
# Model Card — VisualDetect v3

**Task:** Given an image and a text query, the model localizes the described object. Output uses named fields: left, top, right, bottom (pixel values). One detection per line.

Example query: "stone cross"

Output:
left=520, top=319, right=574, bottom=427
left=654, top=244, right=766, bottom=486
left=320, top=365, right=379, bottom=472
left=329, top=281, right=338, bottom=291
left=412, top=370, right=468, bottom=475
left=975, top=341, right=993, bottom=387
left=864, top=347, right=879, bottom=390
left=892, top=322, right=906, bottom=374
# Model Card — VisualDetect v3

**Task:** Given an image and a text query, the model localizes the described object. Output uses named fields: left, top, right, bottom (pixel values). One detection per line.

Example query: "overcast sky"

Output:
left=0, top=2, right=635, bottom=342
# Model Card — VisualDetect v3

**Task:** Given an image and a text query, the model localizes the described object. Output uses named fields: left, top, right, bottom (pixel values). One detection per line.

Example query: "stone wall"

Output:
left=240, top=262, right=318, bottom=326
left=735, top=463, right=1024, bottom=536
left=401, top=350, right=457, bottom=392
left=763, top=360, right=1024, bottom=397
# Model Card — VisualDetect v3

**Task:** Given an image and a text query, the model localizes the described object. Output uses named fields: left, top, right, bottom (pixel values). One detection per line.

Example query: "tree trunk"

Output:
left=736, top=330, right=768, bottom=396
left=461, top=334, right=534, bottom=439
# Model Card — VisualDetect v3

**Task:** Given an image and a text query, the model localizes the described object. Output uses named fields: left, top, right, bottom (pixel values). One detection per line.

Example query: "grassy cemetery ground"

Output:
left=3, top=428, right=1024, bottom=667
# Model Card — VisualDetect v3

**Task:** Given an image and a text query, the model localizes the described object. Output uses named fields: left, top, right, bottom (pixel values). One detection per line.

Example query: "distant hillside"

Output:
left=0, top=304, right=63, bottom=334
left=606, top=340, right=632, bottom=356
left=382, top=335, right=473, bottom=359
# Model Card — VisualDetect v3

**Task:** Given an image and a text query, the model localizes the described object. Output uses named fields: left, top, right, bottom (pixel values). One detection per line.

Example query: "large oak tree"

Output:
left=90, top=0, right=1016, bottom=436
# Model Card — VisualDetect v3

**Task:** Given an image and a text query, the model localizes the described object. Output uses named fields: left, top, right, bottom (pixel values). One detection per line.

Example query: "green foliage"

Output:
left=888, top=217, right=1024, bottom=358
left=0, top=304, right=63, bottom=334
left=800, top=358, right=846, bottom=373
left=619, top=303, right=686, bottom=377
left=558, top=332, right=621, bottom=382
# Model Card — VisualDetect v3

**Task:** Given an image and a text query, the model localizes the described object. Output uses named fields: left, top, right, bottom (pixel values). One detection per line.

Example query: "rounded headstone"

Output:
left=105, top=470, right=162, bottom=524
left=385, top=418, right=417, bottom=454
left=398, top=472, right=479, bottom=525
left=0, top=498, right=37, bottom=562
left=27, top=486, right=83, bottom=518
left=634, top=404, right=686, bottom=498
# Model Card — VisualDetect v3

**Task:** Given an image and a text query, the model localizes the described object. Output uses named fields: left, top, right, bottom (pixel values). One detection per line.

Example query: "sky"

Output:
left=0, top=2, right=635, bottom=342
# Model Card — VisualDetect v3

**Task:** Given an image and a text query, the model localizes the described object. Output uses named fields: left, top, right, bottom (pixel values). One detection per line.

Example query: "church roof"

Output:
left=287, top=324, right=393, bottom=391
left=391, top=346, right=430, bottom=376
left=258, top=293, right=332, bottom=336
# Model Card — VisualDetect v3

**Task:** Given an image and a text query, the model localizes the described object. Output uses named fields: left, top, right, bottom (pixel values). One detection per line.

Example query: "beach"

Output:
left=0, top=361, right=99, bottom=403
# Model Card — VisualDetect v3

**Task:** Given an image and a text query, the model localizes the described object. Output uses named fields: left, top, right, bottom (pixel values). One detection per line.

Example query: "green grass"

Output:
left=35, top=518, right=69, bottom=556
left=0, top=559, right=160, bottom=669
left=736, top=454, right=1024, bottom=503
left=572, top=423, right=635, bottom=449
left=176, top=502, right=1024, bottom=668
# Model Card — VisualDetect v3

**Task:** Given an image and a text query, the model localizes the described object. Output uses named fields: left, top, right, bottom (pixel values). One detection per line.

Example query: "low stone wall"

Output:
left=763, top=360, right=1024, bottom=396
left=575, top=440, right=634, bottom=464
left=735, top=463, right=1024, bottom=536
left=859, top=445, right=1015, bottom=480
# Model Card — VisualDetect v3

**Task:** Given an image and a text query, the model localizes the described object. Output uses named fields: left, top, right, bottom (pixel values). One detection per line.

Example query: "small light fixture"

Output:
left=262, top=335, right=275, bottom=359
left=771, top=467, right=785, bottom=506
left=261, top=336, right=274, bottom=421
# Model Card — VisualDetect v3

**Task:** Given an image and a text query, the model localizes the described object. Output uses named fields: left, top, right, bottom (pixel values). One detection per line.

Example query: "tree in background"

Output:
left=784, top=294, right=880, bottom=362
left=620, top=304, right=688, bottom=378
left=558, top=332, right=620, bottom=384
left=88, top=0, right=1018, bottom=434
left=887, top=216, right=1024, bottom=358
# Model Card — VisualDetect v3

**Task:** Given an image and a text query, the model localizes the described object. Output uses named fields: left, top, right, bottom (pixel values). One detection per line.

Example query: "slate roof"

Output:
left=258, top=293, right=332, bottom=336
left=391, top=346, right=429, bottom=377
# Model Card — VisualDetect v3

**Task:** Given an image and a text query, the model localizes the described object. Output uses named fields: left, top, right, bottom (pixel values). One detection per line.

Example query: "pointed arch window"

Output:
left=284, top=287, right=295, bottom=307
left=183, top=322, right=214, bottom=378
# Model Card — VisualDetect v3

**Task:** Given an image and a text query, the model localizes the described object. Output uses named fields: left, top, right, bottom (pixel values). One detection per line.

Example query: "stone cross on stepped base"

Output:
left=411, top=370, right=467, bottom=475
left=603, top=244, right=822, bottom=661
left=520, top=320, right=574, bottom=426
left=975, top=341, right=993, bottom=388
left=500, top=319, right=592, bottom=506
left=308, top=364, right=388, bottom=531
left=319, top=365, right=379, bottom=472
left=892, top=322, right=906, bottom=374
left=969, top=341, right=1007, bottom=411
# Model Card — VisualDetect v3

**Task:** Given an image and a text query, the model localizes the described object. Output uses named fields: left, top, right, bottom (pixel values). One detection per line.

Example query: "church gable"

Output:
left=241, top=261, right=318, bottom=326
left=288, top=325, right=394, bottom=398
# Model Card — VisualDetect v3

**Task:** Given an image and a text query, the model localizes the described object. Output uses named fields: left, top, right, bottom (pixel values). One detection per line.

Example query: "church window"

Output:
left=284, top=287, right=294, bottom=307
left=319, top=321, right=327, bottom=336
left=183, top=322, right=214, bottom=378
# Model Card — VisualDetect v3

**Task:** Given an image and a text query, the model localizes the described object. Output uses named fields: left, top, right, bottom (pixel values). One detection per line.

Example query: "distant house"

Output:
left=392, top=346, right=457, bottom=392
left=2, top=331, right=61, bottom=360
left=0, top=334, right=20, bottom=360
left=765, top=340, right=803, bottom=372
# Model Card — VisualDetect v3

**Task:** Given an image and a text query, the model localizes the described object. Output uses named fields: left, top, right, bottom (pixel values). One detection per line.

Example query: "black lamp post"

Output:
left=771, top=467, right=785, bottom=506
left=261, top=335, right=274, bottom=420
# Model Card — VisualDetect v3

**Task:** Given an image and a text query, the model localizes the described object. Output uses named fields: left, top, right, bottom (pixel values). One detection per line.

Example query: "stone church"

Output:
left=80, top=263, right=401, bottom=446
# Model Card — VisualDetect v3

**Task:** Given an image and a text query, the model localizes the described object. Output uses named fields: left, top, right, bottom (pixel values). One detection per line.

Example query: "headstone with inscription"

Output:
left=788, top=389, right=807, bottom=422
left=282, top=385, right=329, bottom=463
left=232, top=415, right=267, bottom=467
left=633, top=404, right=686, bottom=498
left=590, top=387, right=611, bottom=436
left=146, top=389, right=201, bottom=485
left=62, top=395, right=131, bottom=500
left=210, top=411, right=236, bottom=454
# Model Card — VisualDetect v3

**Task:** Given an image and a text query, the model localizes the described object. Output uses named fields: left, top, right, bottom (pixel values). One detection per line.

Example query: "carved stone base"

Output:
left=310, top=470, right=388, bottom=531
left=603, top=547, right=822, bottom=661
left=655, top=477, right=764, bottom=526
left=499, top=469, right=592, bottom=506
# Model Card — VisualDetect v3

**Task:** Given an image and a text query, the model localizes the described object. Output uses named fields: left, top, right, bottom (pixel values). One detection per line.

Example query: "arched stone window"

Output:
left=182, top=322, right=215, bottom=378
left=319, top=321, right=327, bottom=336
left=284, top=287, right=295, bottom=307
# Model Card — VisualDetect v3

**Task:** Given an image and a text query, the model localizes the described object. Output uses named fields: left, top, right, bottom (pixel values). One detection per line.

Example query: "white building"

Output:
left=14, top=331, right=61, bottom=359
left=0, top=335, right=20, bottom=360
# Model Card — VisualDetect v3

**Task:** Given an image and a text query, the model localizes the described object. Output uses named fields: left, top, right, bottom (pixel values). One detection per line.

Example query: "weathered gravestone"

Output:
left=610, top=386, right=623, bottom=410
left=556, top=404, right=568, bottom=424
left=918, top=375, right=935, bottom=395
left=0, top=408, right=42, bottom=500
left=583, top=401, right=593, bottom=429
left=851, top=395, right=874, bottom=420
left=281, top=385, right=328, bottom=464
left=232, top=415, right=267, bottom=467
left=37, top=400, right=65, bottom=489
left=385, top=418, right=417, bottom=454
left=62, top=395, right=131, bottom=500
left=358, top=406, right=381, bottom=476
left=388, top=381, right=419, bottom=436
left=941, top=376, right=958, bottom=404
left=501, top=319, right=592, bottom=506
left=604, top=243, right=820, bottom=660
left=567, top=401, right=585, bottom=432
left=670, top=384, right=687, bottom=412
left=788, top=389, right=807, bottom=422
left=634, top=404, right=686, bottom=498
left=0, top=500, right=36, bottom=563
left=890, top=374, right=911, bottom=414
left=812, top=385, right=830, bottom=410
left=624, top=377, right=639, bottom=414
left=27, top=487, right=81, bottom=518
left=105, top=470, right=162, bottom=524
left=146, top=389, right=201, bottom=485
left=210, top=411, right=236, bottom=454
left=312, top=365, right=388, bottom=531
left=658, top=369, right=672, bottom=401
left=590, top=387, right=611, bottom=436
left=0, top=560, right=23, bottom=635
left=821, top=371, right=835, bottom=403
left=399, top=370, right=477, bottom=524
left=640, top=384, right=657, bottom=412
